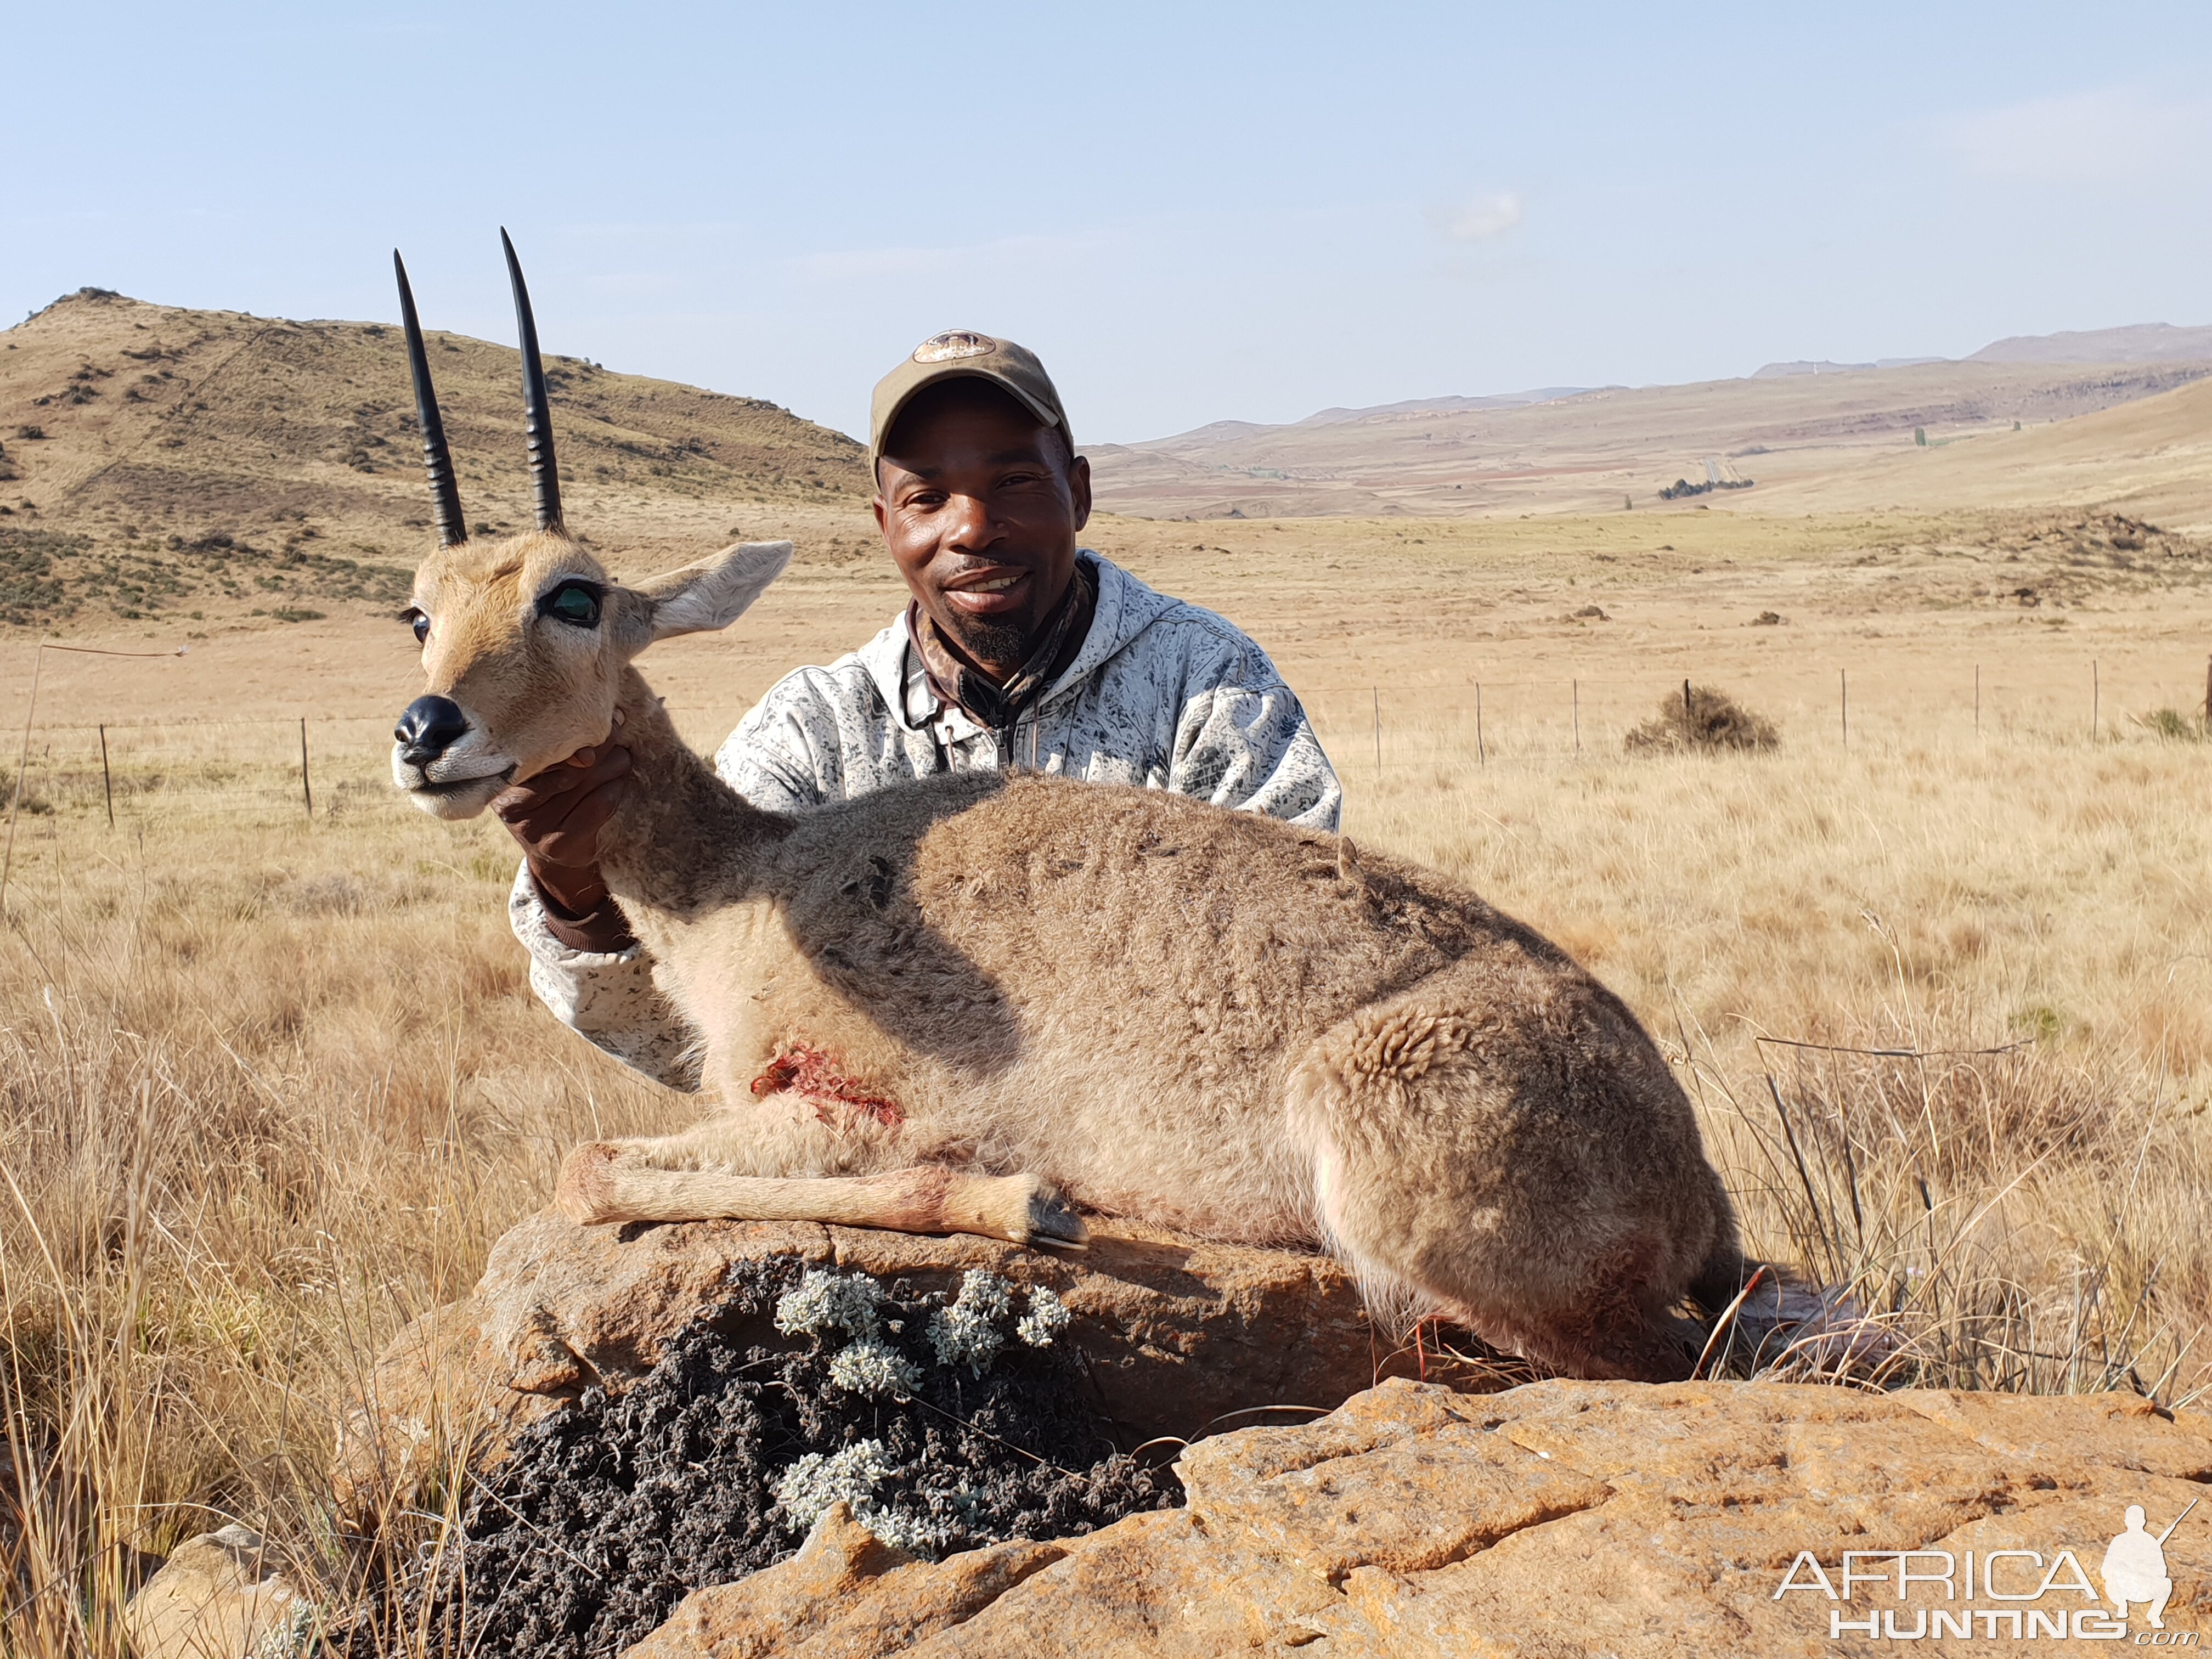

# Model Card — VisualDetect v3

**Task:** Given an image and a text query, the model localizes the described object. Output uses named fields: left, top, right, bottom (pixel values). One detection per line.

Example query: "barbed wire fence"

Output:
left=1298, top=656, right=2212, bottom=774
left=0, top=656, right=2206, bottom=832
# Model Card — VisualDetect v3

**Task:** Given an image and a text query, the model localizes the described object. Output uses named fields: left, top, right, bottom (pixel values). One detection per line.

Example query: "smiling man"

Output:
left=499, top=330, right=1341, bottom=1084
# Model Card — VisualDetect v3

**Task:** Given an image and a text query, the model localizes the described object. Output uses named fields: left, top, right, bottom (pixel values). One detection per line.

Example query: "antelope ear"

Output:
left=637, top=541, right=794, bottom=640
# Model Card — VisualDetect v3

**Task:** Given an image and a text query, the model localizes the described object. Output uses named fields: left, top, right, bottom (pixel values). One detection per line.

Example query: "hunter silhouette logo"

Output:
left=1773, top=1499, right=2199, bottom=1643
left=2106, top=1500, right=2195, bottom=1630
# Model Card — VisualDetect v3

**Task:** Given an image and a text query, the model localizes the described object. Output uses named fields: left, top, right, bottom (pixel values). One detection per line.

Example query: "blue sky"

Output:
left=5, top=2, right=2210, bottom=442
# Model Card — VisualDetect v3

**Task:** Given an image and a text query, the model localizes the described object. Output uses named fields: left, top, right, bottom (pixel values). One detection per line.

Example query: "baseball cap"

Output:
left=869, top=331, right=1073, bottom=476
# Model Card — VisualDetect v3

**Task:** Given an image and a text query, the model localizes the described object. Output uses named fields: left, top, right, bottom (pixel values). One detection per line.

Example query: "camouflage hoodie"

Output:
left=509, top=550, right=1342, bottom=1087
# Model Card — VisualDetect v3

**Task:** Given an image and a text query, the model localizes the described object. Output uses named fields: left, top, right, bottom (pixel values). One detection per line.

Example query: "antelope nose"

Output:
left=396, top=695, right=469, bottom=765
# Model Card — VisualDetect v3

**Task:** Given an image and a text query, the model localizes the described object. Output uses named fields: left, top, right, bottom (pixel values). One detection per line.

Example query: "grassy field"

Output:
left=1, top=505, right=2209, bottom=1652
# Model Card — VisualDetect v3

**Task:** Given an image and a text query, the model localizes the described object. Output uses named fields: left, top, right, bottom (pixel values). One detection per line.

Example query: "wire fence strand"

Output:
left=0, top=653, right=2205, bottom=831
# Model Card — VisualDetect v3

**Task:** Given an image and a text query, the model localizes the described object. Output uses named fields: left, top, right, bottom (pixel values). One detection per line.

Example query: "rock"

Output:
left=333, top=1210, right=1486, bottom=1524
left=623, top=1502, right=1066, bottom=1658
left=1178, top=1387, right=1613, bottom=1579
left=626, top=1378, right=2212, bottom=1657
left=623, top=1502, right=909, bottom=1658
left=123, top=1525, right=314, bottom=1659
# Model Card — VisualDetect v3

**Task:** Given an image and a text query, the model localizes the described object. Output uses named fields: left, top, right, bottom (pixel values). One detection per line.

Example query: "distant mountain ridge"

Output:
left=1090, top=326, right=2212, bottom=522
left=1751, top=358, right=1945, bottom=379
left=1966, top=322, right=2212, bottom=365
left=1143, top=322, right=2211, bottom=452
left=1297, top=388, right=1599, bottom=425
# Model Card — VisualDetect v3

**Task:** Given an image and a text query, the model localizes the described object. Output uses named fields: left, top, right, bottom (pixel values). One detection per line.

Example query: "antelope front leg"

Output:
left=555, top=1139, right=1087, bottom=1250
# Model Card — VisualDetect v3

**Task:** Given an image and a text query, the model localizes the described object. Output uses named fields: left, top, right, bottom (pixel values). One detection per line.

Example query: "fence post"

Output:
left=1683, top=679, right=1692, bottom=727
left=300, top=716, right=313, bottom=818
left=1475, top=683, right=1486, bottom=765
left=99, top=724, right=114, bottom=828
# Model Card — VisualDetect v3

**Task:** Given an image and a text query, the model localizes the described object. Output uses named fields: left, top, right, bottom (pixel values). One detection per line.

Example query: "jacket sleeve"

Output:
left=509, top=672, right=846, bottom=1087
left=507, top=865, right=703, bottom=1090
left=1167, top=647, right=1343, bottom=832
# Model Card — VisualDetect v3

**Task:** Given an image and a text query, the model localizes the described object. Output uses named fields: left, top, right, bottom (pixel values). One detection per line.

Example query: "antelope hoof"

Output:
left=555, top=1141, right=628, bottom=1227
left=1018, top=1173, right=1090, bottom=1254
left=949, top=1171, right=1089, bottom=1251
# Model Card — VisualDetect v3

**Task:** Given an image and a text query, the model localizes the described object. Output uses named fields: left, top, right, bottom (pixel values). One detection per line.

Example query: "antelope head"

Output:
left=388, top=232, right=790, bottom=820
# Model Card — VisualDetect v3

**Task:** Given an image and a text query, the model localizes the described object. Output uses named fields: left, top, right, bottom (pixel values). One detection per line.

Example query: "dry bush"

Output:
left=1624, top=682, right=1779, bottom=753
left=2133, top=706, right=2208, bottom=742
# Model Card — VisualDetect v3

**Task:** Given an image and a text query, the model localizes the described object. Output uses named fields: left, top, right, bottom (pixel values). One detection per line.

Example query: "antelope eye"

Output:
left=403, top=608, right=430, bottom=644
left=543, top=582, right=602, bottom=628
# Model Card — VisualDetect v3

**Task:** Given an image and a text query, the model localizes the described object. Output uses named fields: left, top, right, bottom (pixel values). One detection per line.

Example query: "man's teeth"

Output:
left=972, top=575, right=1019, bottom=592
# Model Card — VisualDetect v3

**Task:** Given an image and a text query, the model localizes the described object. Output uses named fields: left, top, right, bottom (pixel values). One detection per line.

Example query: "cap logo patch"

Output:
left=913, top=331, right=996, bottom=363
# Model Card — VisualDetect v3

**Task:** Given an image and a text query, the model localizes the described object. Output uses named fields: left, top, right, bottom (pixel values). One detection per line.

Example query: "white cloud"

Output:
left=1433, top=191, right=1524, bottom=242
left=1942, top=87, right=2212, bottom=184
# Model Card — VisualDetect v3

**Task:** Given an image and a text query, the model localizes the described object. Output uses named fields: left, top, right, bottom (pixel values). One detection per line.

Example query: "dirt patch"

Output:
left=360, top=1257, right=1176, bottom=1659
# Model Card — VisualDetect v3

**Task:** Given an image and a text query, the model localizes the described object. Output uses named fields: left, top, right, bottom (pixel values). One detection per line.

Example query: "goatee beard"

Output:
left=943, top=615, right=1026, bottom=671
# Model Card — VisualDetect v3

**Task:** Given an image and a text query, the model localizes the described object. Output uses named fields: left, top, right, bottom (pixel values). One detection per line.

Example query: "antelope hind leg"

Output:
left=1291, top=974, right=1722, bottom=1383
left=556, top=1144, right=1088, bottom=1250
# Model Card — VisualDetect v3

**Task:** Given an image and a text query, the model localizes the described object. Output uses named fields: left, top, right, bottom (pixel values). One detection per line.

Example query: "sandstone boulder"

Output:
left=332, top=1210, right=1492, bottom=1523
left=627, top=1377, right=2212, bottom=1658
left=123, top=1525, right=315, bottom=1659
left=624, top=1503, right=1066, bottom=1659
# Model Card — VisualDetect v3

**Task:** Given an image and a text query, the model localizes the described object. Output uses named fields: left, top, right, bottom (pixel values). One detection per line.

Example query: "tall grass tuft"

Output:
left=1689, top=1016, right=2207, bottom=1401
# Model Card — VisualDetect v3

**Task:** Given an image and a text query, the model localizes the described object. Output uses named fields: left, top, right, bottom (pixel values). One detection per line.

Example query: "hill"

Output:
left=1968, top=321, right=2212, bottom=365
left=1748, top=370, right=2212, bottom=527
left=1087, top=358, right=2211, bottom=521
left=0, top=288, right=869, bottom=629
left=1750, top=358, right=1944, bottom=377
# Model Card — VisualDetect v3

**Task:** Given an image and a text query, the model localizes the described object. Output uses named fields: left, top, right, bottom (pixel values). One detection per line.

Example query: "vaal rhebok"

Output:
left=386, top=235, right=1754, bottom=1380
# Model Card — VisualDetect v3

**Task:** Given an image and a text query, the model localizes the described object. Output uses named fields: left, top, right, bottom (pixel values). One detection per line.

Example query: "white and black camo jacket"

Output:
left=508, top=550, right=1344, bottom=1088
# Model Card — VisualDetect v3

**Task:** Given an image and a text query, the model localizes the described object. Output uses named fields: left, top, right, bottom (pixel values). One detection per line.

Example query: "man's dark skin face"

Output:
left=874, top=378, right=1090, bottom=675
left=496, top=375, right=1090, bottom=949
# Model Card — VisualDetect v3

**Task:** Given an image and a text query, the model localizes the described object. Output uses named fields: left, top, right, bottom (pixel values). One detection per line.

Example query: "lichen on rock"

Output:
left=371, top=1256, right=1176, bottom=1659
left=1016, top=1284, right=1071, bottom=1348
left=774, top=1266, right=891, bottom=1344
left=775, top=1440, right=924, bottom=1549
left=826, top=1340, right=922, bottom=1399
left=929, top=1268, right=1015, bottom=1373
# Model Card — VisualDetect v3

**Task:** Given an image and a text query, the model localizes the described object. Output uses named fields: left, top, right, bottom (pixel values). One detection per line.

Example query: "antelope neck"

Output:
left=594, top=665, right=788, bottom=921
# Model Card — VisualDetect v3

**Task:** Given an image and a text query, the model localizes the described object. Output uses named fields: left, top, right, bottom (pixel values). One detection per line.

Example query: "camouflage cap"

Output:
left=868, top=331, right=1071, bottom=477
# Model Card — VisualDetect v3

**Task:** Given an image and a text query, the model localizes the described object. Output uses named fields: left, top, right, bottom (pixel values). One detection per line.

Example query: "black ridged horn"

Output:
left=394, top=250, right=467, bottom=548
left=500, top=228, right=564, bottom=534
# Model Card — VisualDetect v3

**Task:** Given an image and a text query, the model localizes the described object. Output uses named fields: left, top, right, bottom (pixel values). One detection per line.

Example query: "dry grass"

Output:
left=1344, top=723, right=2212, bottom=1401
left=0, top=742, right=686, bottom=1655
left=0, top=514, right=2208, bottom=1649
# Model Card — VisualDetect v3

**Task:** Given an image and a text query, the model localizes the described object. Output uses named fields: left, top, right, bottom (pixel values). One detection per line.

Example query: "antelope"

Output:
left=387, top=234, right=1756, bottom=1381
